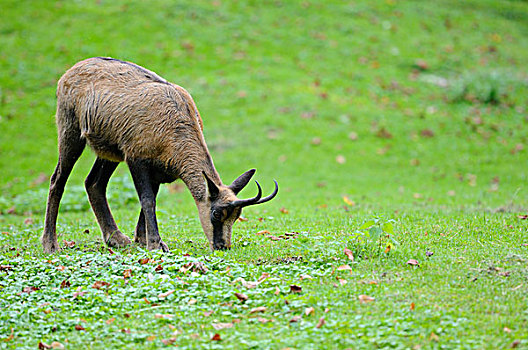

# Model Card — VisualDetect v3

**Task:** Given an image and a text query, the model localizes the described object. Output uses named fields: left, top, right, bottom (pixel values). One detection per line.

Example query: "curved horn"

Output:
left=255, top=180, right=279, bottom=204
left=231, top=181, right=262, bottom=208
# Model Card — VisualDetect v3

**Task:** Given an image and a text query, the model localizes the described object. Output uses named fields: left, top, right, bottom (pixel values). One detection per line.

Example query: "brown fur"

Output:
left=41, top=57, right=275, bottom=254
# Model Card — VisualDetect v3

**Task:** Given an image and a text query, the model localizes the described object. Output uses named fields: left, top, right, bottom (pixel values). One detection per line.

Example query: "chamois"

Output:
left=42, top=57, right=278, bottom=253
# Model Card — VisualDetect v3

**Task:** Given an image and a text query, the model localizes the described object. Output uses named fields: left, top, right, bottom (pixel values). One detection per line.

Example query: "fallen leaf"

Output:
left=22, top=286, right=39, bottom=294
left=258, top=272, right=270, bottom=282
left=300, top=274, right=313, bottom=281
left=106, top=318, right=115, bottom=324
left=338, top=278, right=347, bottom=286
left=343, top=196, right=355, bottom=206
left=155, top=265, right=163, bottom=272
left=38, top=342, right=51, bottom=350
left=161, top=338, right=178, bottom=345
left=430, top=332, right=439, bottom=342
left=155, top=314, right=174, bottom=319
left=376, top=127, right=393, bottom=139
left=211, top=333, right=222, bottom=341
left=415, top=59, right=429, bottom=70
left=138, top=258, right=151, bottom=265
left=274, top=286, right=280, bottom=295
left=24, top=217, right=33, bottom=225
left=188, top=298, right=197, bottom=305
left=158, top=290, right=175, bottom=298
left=63, top=240, right=76, bottom=248
left=146, top=335, right=156, bottom=341
left=92, top=281, right=110, bottom=290
left=212, top=322, right=233, bottom=330
left=257, top=317, right=272, bottom=323
left=384, top=245, right=391, bottom=254
left=123, top=269, right=132, bottom=278
left=358, top=295, right=375, bottom=303
left=410, top=302, right=415, bottom=310
left=305, top=307, right=315, bottom=316
left=238, top=216, right=248, bottom=222
left=336, top=155, right=346, bottom=164
left=290, top=285, right=302, bottom=293
left=280, top=207, right=289, bottom=214
left=250, top=306, right=267, bottom=314
left=511, top=340, right=521, bottom=348
left=337, top=264, right=352, bottom=271
left=121, top=328, right=131, bottom=334
left=420, top=129, right=435, bottom=138
left=256, top=230, right=271, bottom=235
left=406, top=259, right=419, bottom=266
left=344, top=248, right=354, bottom=261
left=4, top=328, right=13, bottom=342
left=289, top=315, right=302, bottom=323
left=60, top=279, right=70, bottom=289
left=74, top=325, right=85, bottom=331
left=50, top=341, right=64, bottom=349
left=234, top=292, right=248, bottom=302
left=316, top=317, right=325, bottom=328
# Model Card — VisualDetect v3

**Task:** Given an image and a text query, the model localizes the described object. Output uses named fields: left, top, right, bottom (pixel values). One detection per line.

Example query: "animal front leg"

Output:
left=134, top=183, right=158, bottom=247
left=128, top=160, right=168, bottom=252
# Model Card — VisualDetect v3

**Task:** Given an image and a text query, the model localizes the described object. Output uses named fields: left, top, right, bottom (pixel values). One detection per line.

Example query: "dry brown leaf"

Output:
left=258, top=272, right=270, bottom=282
left=250, top=306, right=267, bottom=314
left=234, top=292, right=248, bottom=302
left=155, top=264, right=163, bottom=272
left=50, top=341, right=64, bottom=349
left=63, top=240, right=76, bottom=248
left=337, top=264, right=352, bottom=271
left=158, top=290, right=175, bottom=298
left=289, top=315, right=302, bottom=323
left=280, top=207, right=289, bottom=214
left=4, top=328, right=13, bottom=342
left=106, top=318, right=115, bottom=324
left=212, top=322, right=233, bottom=330
left=305, top=307, right=315, bottom=316
left=138, top=258, right=151, bottom=265
left=410, top=303, right=415, bottom=311
left=74, top=325, right=85, bottom=331
left=290, top=285, right=302, bottom=293
left=211, top=333, right=222, bottom=341
left=336, top=155, right=346, bottom=164
left=146, top=335, right=156, bottom=341
left=256, top=230, right=271, bottom=235
left=358, top=295, right=375, bottom=303
left=257, top=317, right=272, bottom=323
left=161, top=338, right=178, bottom=345
left=155, top=314, right=174, bottom=319
left=38, top=342, right=51, bottom=350
left=316, top=317, right=326, bottom=328
left=406, top=259, right=419, bottom=266
left=344, top=248, right=354, bottom=261
left=92, top=281, right=110, bottom=290
left=123, top=269, right=132, bottom=278
left=188, top=298, right=197, bottom=305
left=60, top=279, right=70, bottom=289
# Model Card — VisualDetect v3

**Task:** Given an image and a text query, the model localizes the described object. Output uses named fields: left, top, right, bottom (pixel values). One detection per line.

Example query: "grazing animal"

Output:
left=42, top=57, right=278, bottom=253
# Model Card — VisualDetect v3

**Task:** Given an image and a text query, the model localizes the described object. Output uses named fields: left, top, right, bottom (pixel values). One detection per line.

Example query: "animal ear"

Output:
left=229, top=169, right=256, bottom=195
left=203, top=171, right=219, bottom=201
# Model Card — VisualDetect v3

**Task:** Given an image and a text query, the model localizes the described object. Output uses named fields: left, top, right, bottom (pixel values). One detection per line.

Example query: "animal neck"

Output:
left=179, top=149, right=222, bottom=203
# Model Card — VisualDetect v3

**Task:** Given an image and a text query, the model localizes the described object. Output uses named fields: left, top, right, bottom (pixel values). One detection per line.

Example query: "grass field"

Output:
left=1, top=0, right=528, bottom=349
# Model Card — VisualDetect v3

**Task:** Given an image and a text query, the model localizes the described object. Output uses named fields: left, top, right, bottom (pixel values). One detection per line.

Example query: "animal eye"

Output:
left=212, top=209, right=222, bottom=221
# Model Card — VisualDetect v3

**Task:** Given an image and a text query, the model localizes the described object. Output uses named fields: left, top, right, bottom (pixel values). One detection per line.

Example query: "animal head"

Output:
left=197, top=169, right=278, bottom=250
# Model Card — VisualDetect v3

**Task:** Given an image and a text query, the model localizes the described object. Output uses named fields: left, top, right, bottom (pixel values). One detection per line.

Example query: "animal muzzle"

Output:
left=213, top=241, right=231, bottom=250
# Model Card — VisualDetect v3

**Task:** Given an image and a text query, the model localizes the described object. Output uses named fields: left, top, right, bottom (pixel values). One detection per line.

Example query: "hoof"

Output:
left=106, top=230, right=132, bottom=248
left=41, top=234, right=60, bottom=254
left=42, top=243, right=60, bottom=254
left=147, top=240, right=169, bottom=253
left=134, top=235, right=147, bottom=247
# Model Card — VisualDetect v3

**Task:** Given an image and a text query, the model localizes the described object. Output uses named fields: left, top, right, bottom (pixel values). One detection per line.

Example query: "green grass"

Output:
left=1, top=0, right=528, bottom=349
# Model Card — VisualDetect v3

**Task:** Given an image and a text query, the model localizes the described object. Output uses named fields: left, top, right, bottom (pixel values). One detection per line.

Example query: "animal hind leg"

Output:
left=42, top=123, right=85, bottom=254
left=134, top=182, right=159, bottom=247
left=85, top=157, right=132, bottom=248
